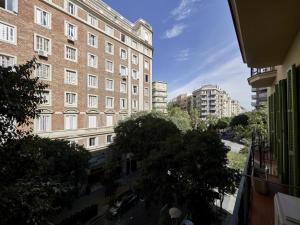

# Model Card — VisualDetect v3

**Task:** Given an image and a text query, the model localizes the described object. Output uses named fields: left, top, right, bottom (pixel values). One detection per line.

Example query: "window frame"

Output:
left=36, top=114, right=51, bottom=132
left=87, top=53, right=98, bottom=68
left=36, top=62, right=51, bottom=81
left=105, top=79, right=114, bottom=91
left=87, top=94, right=98, bottom=108
left=64, top=20, right=77, bottom=40
left=105, top=59, right=114, bottom=73
left=64, top=68, right=78, bottom=85
left=34, top=33, right=52, bottom=54
left=120, top=98, right=127, bottom=110
left=87, top=74, right=98, bottom=88
left=87, top=32, right=98, bottom=48
left=64, top=44, right=77, bottom=62
left=64, top=114, right=77, bottom=130
left=64, top=0, right=77, bottom=16
left=34, top=6, right=51, bottom=29
left=105, top=96, right=114, bottom=109
left=64, top=91, right=78, bottom=107
left=105, top=41, right=114, bottom=55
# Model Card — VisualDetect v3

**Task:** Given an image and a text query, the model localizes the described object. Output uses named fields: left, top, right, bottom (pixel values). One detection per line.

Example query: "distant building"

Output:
left=192, top=85, right=245, bottom=120
left=251, top=88, right=268, bottom=108
left=152, top=81, right=167, bottom=113
left=171, top=93, right=192, bottom=112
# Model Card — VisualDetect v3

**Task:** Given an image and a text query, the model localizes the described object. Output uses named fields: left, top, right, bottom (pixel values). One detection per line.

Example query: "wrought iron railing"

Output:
left=231, top=144, right=253, bottom=225
left=250, top=67, right=276, bottom=76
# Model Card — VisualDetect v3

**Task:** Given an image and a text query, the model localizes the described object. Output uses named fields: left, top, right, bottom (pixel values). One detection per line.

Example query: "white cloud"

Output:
left=171, top=0, right=201, bottom=21
left=168, top=56, right=251, bottom=110
left=163, top=24, right=187, bottom=39
left=175, top=49, right=190, bottom=61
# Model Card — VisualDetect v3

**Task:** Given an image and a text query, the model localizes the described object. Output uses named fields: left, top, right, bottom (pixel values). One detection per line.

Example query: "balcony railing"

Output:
left=231, top=145, right=253, bottom=225
left=250, top=67, right=276, bottom=76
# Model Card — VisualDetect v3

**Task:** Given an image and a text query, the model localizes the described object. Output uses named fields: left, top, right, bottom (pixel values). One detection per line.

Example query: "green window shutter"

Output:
left=287, top=65, right=299, bottom=196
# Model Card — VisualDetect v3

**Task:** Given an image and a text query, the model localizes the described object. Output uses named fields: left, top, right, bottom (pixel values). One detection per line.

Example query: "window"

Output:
left=121, top=33, right=126, bottom=43
left=37, top=114, right=51, bottom=132
left=105, top=60, right=113, bottom=73
left=88, top=115, right=97, bottom=128
left=107, top=135, right=113, bottom=144
left=120, top=65, right=128, bottom=76
left=105, top=42, right=113, bottom=54
left=35, top=34, right=51, bottom=53
left=132, top=99, right=138, bottom=110
left=105, top=25, right=114, bottom=36
left=144, top=87, right=149, bottom=96
left=132, top=40, right=137, bottom=49
left=0, top=54, right=15, bottom=67
left=41, top=90, right=51, bottom=106
left=132, top=54, right=138, bottom=65
left=106, top=97, right=114, bottom=109
left=87, top=53, right=97, bottom=68
left=64, top=69, right=77, bottom=85
left=87, top=74, right=97, bottom=88
left=65, top=45, right=77, bottom=61
left=87, top=33, right=97, bottom=48
left=88, top=137, right=97, bottom=147
left=120, top=49, right=127, bottom=60
left=65, top=0, right=76, bottom=15
left=65, top=114, right=77, bottom=130
left=65, top=92, right=77, bottom=106
left=106, top=115, right=113, bottom=127
left=120, top=98, right=127, bottom=109
left=36, top=63, right=51, bottom=80
left=145, top=74, right=149, bottom=82
left=35, top=7, right=51, bottom=28
left=106, top=79, right=114, bottom=91
left=144, top=47, right=149, bottom=55
left=87, top=14, right=98, bottom=27
left=0, top=22, right=16, bottom=44
left=88, top=95, right=98, bottom=108
left=145, top=60, right=149, bottom=69
left=65, top=21, right=77, bottom=39
left=132, top=85, right=138, bottom=95
left=145, top=31, right=149, bottom=42
left=132, top=70, right=139, bottom=80
left=120, top=82, right=127, bottom=93
left=0, top=0, right=18, bottom=12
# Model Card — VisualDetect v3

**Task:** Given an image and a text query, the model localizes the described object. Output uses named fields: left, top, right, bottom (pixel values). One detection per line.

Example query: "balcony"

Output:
left=248, top=67, right=276, bottom=88
left=251, top=102, right=257, bottom=107
left=231, top=136, right=298, bottom=225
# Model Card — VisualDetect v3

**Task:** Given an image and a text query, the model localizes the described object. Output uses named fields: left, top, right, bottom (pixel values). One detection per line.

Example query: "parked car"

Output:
left=107, top=191, right=139, bottom=218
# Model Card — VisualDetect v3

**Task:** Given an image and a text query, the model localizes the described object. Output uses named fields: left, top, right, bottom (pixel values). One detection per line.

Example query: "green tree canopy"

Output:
left=168, top=106, right=192, bottom=132
left=110, top=113, right=239, bottom=224
left=230, top=113, right=249, bottom=127
left=0, top=59, right=90, bottom=225
left=0, top=59, right=47, bottom=142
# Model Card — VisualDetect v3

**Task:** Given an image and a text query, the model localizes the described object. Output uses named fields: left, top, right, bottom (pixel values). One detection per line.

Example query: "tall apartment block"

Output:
left=193, top=85, right=244, bottom=119
left=152, top=81, right=167, bottom=113
left=251, top=87, right=268, bottom=108
left=0, top=0, right=153, bottom=154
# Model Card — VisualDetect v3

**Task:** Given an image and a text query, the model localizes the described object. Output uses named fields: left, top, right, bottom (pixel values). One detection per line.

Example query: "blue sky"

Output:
left=104, top=0, right=251, bottom=110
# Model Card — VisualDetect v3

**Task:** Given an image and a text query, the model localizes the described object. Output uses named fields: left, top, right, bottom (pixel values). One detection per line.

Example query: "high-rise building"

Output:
left=192, top=85, right=244, bottom=119
left=152, top=81, right=167, bottom=113
left=0, top=0, right=153, bottom=153
left=251, top=87, right=268, bottom=108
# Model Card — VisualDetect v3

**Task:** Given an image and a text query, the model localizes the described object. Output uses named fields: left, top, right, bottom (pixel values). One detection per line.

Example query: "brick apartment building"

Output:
left=0, top=0, right=153, bottom=153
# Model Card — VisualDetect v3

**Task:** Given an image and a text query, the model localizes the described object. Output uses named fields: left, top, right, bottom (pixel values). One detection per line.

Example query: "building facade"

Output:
left=171, top=93, right=192, bottom=112
left=192, top=85, right=244, bottom=120
left=152, top=81, right=167, bottom=113
left=0, top=0, right=153, bottom=153
left=229, top=0, right=300, bottom=216
left=251, top=87, right=268, bottom=108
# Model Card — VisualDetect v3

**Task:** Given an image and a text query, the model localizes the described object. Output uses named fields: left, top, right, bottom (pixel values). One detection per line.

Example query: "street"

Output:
left=222, top=139, right=245, bottom=153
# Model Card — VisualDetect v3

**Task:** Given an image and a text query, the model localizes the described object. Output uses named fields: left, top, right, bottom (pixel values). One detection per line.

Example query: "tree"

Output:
left=168, top=106, right=192, bottom=132
left=0, top=60, right=91, bottom=225
left=110, top=114, right=239, bottom=225
left=189, top=108, right=206, bottom=131
left=0, top=136, right=90, bottom=225
left=230, top=114, right=249, bottom=127
left=0, top=58, right=47, bottom=142
left=215, top=118, right=230, bottom=130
